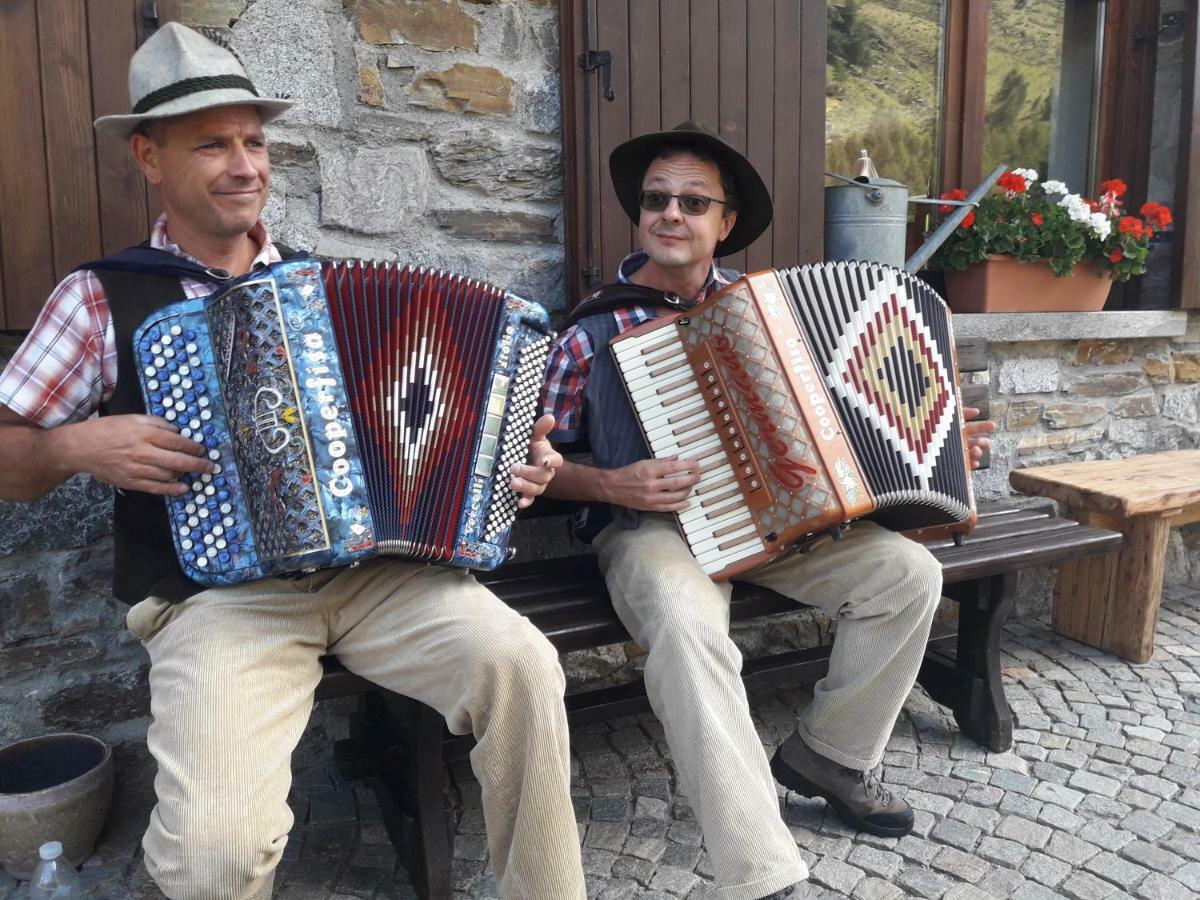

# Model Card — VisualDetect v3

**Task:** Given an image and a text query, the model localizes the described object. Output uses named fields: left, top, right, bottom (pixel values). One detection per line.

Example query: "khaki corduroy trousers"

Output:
left=126, top=558, right=585, bottom=900
left=594, top=515, right=943, bottom=900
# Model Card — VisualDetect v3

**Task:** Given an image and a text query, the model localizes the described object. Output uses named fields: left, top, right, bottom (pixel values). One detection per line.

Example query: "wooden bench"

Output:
left=311, top=337, right=1123, bottom=899
left=1010, top=449, right=1200, bottom=663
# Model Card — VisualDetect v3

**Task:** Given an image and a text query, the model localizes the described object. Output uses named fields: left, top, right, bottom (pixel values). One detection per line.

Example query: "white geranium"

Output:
left=1013, top=167, right=1039, bottom=184
left=1042, top=179, right=1068, bottom=196
left=1089, top=212, right=1112, bottom=241
left=1059, top=193, right=1091, bottom=223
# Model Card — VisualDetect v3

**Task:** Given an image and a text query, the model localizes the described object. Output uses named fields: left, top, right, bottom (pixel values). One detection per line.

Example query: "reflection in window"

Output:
left=825, top=0, right=945, bottom=196
left=983, top=1, right=1102, bottom=192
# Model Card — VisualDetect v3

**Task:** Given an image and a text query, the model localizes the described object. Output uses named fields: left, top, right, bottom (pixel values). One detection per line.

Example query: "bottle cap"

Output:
left=39, top=841, right=63, bottom=860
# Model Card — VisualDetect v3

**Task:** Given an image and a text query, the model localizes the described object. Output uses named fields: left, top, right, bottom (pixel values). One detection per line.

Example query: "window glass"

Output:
left=982, top=1, right=1100, bottom=191
left=825, top=0, right=946, bottom=197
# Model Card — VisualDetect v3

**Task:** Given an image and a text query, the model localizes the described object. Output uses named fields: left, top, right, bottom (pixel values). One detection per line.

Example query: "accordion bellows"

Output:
left=611, top=261, right=975, bottom=580
left=134, top=257, right=552, bottom=586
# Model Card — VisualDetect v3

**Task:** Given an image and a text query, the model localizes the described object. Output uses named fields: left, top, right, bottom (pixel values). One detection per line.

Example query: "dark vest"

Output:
left=85, top=243, right=296, bottom=604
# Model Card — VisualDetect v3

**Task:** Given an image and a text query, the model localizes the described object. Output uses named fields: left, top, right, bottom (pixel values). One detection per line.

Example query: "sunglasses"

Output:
left=638, top=190, right=727, bottom=216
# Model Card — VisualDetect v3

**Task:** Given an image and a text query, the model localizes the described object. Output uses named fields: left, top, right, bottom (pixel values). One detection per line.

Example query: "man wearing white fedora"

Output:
left=0, top=23, right=585, bottom=900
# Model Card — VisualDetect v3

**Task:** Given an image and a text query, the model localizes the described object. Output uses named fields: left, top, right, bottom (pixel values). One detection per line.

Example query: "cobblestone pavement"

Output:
left=4, top=587, right=1199, bottom=900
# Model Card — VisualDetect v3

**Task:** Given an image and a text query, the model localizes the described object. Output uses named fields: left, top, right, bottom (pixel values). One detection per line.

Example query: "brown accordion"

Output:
left=611, top=260, right=975, bottom=580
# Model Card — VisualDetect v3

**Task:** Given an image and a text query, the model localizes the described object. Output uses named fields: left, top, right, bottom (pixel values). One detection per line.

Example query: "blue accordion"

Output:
left=133, top=257, right=552, bottom=586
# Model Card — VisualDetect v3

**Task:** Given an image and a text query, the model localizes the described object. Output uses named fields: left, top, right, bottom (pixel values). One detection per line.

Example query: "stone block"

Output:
left=0, top=570, right=51, bottom=644
left=1113, top=393, right=1160, bottom=417
left=42, top=666, right=150, bottom=730
left=181, top=0, right=246, bottom=27
left=1016, top=430, right=1096, bottom=457
left=431, top=128, right=562, bottom=201
left=1006, top=400, right=1042, bottom=430
left=997, top=358, right=1060, bottom=395
left=1064, top=369, right=1147, bottom=397
left=1162, top=388, right=1200, bottom=424
left=1173, top=351, right=1200, bottom=381
left=1074, top=340, right=1134, bottom=365
left=1042, top=401, right=1107, bottom=429
left=0, top=476, right=112, bottom=555
left=1142, top=354, right=1173, bottom=383
left=0, top=636, right=101, bottom=679
left=519, top=71, right=561, bottom=134
left=353, top=0, right=478, bottom=51
left=411, top=63, right=514, bottom=115
left=320, top=145, right=430, bottom=234
left=359, top=64, right=385, bottom=107
left=232, top=0, right=341, bottom=128
left=434, top=209, right=556, bottom=242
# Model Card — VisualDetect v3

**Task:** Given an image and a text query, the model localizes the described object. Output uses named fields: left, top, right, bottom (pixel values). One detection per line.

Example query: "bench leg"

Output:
left=917, top=573, right=1015, bottom=752
left=1054, top=509, right=1170, bottom=663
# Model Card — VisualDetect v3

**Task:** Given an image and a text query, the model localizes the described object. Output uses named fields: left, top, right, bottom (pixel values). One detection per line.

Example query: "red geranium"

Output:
left=997, top=172, right=1027, bottom=194
left=1118, top=216, right=1145, bottom=237
left=1030, top=212, right=1044, bottom=227
left=1110, top=249, right=1124, bottom=263
left=1100, top=178, right=1127, bottom=197
left=1141, top=201, right=1173, bottom=230
left=960, top=211, right=975, bottom=229
left=938, top=188, right=967, bottom=214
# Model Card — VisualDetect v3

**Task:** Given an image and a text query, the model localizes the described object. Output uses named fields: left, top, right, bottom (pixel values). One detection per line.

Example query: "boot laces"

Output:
left=842, top=766, right=891, bottom=803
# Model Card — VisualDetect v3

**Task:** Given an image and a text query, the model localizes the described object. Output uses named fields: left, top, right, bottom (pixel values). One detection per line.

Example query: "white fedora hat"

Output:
left=94, top=22, right=291, bottom=139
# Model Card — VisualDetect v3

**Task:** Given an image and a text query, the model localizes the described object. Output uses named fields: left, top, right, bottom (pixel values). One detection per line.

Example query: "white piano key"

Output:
left=699, top=535, right=766, bottom=574
left=691, top=522, right=757, bottom=557
left=681, top=504, right=747, bottom=538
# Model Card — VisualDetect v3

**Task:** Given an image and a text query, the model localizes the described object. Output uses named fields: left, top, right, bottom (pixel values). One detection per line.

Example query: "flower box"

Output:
left=944, top=255, right=1112, bottom=314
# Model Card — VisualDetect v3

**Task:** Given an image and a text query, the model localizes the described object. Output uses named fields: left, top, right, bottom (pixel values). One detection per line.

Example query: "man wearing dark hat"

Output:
left=541, top=122, right=992, bottom=900
left=0, top=24, right=585, bottom=900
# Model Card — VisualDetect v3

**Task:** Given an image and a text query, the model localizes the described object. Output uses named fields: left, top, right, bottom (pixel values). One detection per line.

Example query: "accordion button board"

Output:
left=135, top=257, right=552, bottom=587
left=611, top=261, right=975, bottom=581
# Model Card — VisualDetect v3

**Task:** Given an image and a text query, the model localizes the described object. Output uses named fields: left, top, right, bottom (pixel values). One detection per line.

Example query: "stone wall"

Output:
left=971, top=321, right=1200, bottom=613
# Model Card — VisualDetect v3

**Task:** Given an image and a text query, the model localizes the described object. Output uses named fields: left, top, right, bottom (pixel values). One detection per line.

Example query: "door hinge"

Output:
left=580, top=50, right=615, bottom=102
left=138, top=0, right=159, bottom=45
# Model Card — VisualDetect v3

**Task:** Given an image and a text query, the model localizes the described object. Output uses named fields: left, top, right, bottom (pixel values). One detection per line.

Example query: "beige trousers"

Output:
left=126, top=558, right=585, bottom=900
left=595, top=515, right=942, bottom=900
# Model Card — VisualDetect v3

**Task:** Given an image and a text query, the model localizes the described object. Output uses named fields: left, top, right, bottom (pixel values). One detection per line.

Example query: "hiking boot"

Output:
left=770, top=732, right=913, bottom=837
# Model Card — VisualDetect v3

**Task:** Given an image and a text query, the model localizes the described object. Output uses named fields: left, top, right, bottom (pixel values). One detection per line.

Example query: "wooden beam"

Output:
left=939, top=0, right=988, bottom=193
left=1174, top=0, right=1200, bottom=309
left=559, top=0, right=587, bottom=307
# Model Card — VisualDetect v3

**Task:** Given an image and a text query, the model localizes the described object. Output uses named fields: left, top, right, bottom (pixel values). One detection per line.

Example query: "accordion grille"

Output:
left=780, top=261, right=971, bottom=528
left=323, top=261, right=506, bottom=562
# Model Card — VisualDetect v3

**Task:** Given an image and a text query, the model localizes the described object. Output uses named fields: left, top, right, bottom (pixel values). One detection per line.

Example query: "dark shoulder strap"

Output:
left=559, top=283, right=688, bottom=330
left=76, top=242, right=309, bottom=283
left=75, top=245, right=229, bottom=285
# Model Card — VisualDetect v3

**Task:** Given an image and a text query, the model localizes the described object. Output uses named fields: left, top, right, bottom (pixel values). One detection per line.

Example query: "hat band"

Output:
left=132, top=74, right=259, bottom=115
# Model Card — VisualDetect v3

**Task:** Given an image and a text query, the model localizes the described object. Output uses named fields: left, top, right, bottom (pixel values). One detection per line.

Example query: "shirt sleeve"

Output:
left=539, top=324, right=595, bottom=444
left=0, top=271, right=112, bottom=427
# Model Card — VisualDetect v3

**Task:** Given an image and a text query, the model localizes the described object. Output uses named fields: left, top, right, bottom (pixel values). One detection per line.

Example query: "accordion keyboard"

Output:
left=138, top=320, right=251, bottom=574
left=612, top=326, right=766, bottom=575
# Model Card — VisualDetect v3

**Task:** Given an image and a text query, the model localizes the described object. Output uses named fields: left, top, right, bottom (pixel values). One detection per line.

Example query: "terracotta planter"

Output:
left=0, top=733, right=113, bottom=879
left=943, top=255, right=1113, bottom=313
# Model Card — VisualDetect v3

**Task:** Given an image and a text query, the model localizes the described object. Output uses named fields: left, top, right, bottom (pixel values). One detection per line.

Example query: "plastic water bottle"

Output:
left=28, top=841, right=84, bottom=898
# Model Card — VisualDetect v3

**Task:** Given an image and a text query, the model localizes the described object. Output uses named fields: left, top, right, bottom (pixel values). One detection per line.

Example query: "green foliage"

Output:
left=828, top=1, right=875, bottom=71
left=826, top=114, right=936, bottom=195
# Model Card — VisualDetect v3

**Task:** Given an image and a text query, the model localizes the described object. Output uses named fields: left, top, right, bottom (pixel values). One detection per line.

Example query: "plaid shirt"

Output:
left=541, top=251, right=736, bottom=443
left=0, top=216, right=279, bottom=428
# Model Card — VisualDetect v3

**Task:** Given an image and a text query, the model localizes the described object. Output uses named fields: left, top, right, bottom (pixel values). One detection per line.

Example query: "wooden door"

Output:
left=0, top=0, right=178, bottom=329
left=561, top=0, right=827, bottom=306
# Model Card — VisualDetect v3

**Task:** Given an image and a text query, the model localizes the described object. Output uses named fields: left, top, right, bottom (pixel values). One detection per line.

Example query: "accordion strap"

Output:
left=560, top=283, right=689, bottom=330
left=74, top=242, right=306, bottom=284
